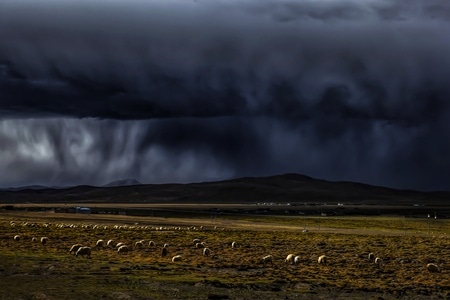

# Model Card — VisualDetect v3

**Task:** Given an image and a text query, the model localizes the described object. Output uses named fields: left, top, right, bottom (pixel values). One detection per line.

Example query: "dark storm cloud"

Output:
left=1, top=0, right=450, bottom=121
left=0, top=0, right=449, bottom=190
left=137, top=117, right=268, bottom=175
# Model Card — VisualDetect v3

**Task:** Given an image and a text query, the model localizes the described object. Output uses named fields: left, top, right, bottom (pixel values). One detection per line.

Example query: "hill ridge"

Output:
left=0, top=173, right=448, bottom=205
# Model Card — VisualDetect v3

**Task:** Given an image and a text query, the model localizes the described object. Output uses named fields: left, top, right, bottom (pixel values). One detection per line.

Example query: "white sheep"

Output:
left=261, top=255, right=273, bottom=264
left=193, top=238, right=201, bottom=244
left=117, top=245, right=129, bottom=255
left=374, top=257, right=383, bottom=266
left=285, top=254, right=295, bottom=264
left=148, top=241, right=156, bottom=247
left=231, top=241, right=238, bottom=248
left=294, top=256, right=301, bottom=265
left=107, top=239, right=115, bottom=248
left=134, top=241, right=144, bottom=249
left=318, top=255, right=327, bottom=265
left=96, top=239, right=105, bottom=248
left=40, top=237, right=48, bottom=245
left=172, top=255, right=182, bottom=262
left=69, top=244, right=83, bottom=254
left=368, top=252, right=375, bottom=261
left=13, top=235, right=20, bottom=241
left=203, top=248, right=211, bottom=256
left=196, top=242, right=206, bottom=249
left=76, top=247, right=92, bottom=258
left=31, top=237, right=37, bottom=242
left=427, top=263, right=441, bottom=273
left=163, top=243, right=170, bottom=248
left=116, top=242, right=125, bottom=248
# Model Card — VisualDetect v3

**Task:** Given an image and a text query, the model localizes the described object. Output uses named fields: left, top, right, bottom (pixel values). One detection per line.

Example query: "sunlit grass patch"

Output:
left=0, top=213, right=449, bottom=299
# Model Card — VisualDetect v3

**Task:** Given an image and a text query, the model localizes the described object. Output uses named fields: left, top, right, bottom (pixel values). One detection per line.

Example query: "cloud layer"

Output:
left=0, top=0, right=449, bottom=190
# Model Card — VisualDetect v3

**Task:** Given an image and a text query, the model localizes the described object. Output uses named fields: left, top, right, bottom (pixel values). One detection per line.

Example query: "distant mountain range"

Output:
left=1, top=179, right=142, bottom=191
left=0, top=173, right=448, bottom=205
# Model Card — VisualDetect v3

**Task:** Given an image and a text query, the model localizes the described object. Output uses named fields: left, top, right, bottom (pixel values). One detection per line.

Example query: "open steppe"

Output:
left=0, top=205, right=449, bottom=300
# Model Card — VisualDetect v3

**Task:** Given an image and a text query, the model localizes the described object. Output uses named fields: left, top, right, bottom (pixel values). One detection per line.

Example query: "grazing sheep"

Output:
left=203, top=248, right=211, bottom=256
left=427, top=263, right=441, bottom=273
left=231, top=241, right=238, bottom=248
left=41, top=237, right=48, bottom=245
left=161, top=247, right=169, bottom=257
left=107, top=240, right=114, bottom=247
left=294, top=256, right=301, bottom=265
left=261, top=255, right=273, bottom=264
left=374, top=257, right=383, bottom=266
left=31, top=237, right=37, bottom=242
left=163, top=243, right=169, bottom=248
left=285, top=254, right=295, bottom=264
left=69, top=244, right=83, bottom=254
left=318, top=255, right=327, bottom=265
left=116, top=242, right=125, bottom=248
left=196, top=242, right=206, bottom=249
left=368, top=252, right=375, bottom=261
left=193, top=238, right=201, bottom=244
left=13, top=235, right=20, bottom=241
left=134, top=241, right=144, bottom=249
left=172, top=255, right=182, bottom=262
left=76, top=247, right=92, bottom=258
left=117, top=245, right=129, bottom=255
left=148, top=241, right=156, bottom=247
left=96, top=239, right=105, bottom=248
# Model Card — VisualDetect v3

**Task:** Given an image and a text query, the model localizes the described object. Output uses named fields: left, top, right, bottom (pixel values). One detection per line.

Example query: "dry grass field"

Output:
left=0, top=208, right=449, bottom=300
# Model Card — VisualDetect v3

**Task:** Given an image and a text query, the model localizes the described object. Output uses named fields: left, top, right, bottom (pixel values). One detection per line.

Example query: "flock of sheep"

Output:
left=66, top=237, right=214, bottom=263
left=10, top=221, right=221, bottom=265
left=10, top=220, right=443, bottom=275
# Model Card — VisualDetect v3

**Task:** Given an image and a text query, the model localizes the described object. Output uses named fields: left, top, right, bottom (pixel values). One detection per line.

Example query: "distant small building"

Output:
left=76, top=207, right=91, bottom=214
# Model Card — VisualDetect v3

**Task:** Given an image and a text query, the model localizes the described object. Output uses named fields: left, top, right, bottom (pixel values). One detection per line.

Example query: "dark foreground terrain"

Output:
left=0, top=208, right=449, bottom=300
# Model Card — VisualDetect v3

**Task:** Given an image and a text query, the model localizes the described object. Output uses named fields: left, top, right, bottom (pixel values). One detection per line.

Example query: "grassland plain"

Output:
left=0, top=210, right=449, bottom=300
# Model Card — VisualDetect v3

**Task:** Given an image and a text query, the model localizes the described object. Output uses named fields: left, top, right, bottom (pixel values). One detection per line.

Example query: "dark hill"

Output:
left=0, top=173, right=448, bottom=205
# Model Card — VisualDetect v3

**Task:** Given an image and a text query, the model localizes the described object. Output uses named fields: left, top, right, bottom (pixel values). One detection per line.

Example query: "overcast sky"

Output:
left=0, top=0, right=449, bottom=191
